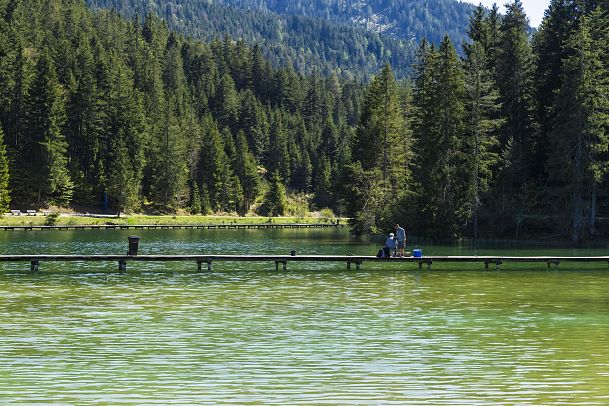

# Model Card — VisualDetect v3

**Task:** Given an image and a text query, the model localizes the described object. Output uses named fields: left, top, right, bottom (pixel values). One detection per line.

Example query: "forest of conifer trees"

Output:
left=0, top=0, right=608, bottom=242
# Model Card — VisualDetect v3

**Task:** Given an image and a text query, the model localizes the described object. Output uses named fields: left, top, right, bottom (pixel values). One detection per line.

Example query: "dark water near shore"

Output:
left=1, top=229, right=608, bottom=403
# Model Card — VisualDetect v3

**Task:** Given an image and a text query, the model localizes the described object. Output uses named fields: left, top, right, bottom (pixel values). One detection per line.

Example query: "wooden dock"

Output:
left=0, top=223, right=341, bottom=231
left=1, top=254, right=609, bottom=272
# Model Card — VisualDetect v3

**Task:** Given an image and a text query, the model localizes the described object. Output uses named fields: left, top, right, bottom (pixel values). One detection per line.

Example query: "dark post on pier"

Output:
left=128, top=236, right=140, bottom=256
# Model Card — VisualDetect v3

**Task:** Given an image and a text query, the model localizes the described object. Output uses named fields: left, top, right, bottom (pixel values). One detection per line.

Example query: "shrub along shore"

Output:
left=0, top=213, right=344, bottom=227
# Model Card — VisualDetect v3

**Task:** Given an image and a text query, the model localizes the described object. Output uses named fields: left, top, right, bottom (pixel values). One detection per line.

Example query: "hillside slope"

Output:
left=85, top=0, right=420, bottom=78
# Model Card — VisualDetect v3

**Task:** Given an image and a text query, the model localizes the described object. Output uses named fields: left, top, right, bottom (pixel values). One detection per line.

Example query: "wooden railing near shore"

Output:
left=0, top=223, right=342, bottom=231
left=1, top=254, right=608, bottom=272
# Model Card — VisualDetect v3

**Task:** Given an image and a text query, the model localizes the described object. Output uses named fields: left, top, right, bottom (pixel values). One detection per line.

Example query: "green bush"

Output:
left=319, top=208, right=336, bottom=222
left=45, top=212, right=60, bottom=226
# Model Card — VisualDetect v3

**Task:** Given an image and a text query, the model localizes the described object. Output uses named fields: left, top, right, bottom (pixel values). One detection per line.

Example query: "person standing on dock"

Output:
left=395, top=224, right=406, bottom=257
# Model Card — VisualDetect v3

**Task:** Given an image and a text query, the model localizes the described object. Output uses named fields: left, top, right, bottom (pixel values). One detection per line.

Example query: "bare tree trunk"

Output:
left=590, top=182, right=596, bottom=236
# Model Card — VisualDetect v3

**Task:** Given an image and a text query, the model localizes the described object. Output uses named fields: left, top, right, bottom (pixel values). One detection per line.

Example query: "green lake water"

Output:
left=1, top=229, right=609, bottom=404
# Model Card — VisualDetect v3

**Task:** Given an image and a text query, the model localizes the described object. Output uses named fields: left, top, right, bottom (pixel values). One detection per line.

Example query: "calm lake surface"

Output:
left=1, top=229, right=609, bottom=404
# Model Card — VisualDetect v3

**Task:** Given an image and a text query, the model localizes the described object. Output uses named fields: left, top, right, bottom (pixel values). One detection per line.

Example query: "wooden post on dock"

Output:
left=207, top=260, right=213, bottom=271
left=30, top=260, right=39, bottom=272
left=118, top=259, right=127, bottom=271
left=197, top=260, right=202, bottom=272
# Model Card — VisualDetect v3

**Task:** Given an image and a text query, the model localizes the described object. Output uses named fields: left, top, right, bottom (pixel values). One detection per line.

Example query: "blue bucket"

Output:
left=413, top=248, right=423, bottom=258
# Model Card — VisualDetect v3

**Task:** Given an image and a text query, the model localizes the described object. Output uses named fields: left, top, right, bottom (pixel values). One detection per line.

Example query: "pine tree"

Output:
left=314, top=154, right=332, bottom=209
left=463, top=4, right=489, bottom=57
left=413, top=36, right=467, bottom=236
left=190, top=181, right=202, bottom=214
left=463, top=41, right=502, bottom=238
left=494, top=0, right=538, bottom=232
left=149, top=99, right=189, bottom=211
left=101, top=53, right=146, bottom=211
left=234, top=130, right=261, bottom=214
left=266, top=111, right=291, bottom=183
left=22, top=51, right=73, bottom=206
left=264, top=170, right=287, bottom=216
left=0, top=127, right=10, bottom=214
left=352, top=64, right=411, bottom=193
left=198, top=116, right=232, bottom=211
left=533, top=0, right=580, bottom=157
left=341, top=162, right=385, bottom=235
left=546, top=12, right=609, bottom=241
left=106, top=133, right=139, bottom=213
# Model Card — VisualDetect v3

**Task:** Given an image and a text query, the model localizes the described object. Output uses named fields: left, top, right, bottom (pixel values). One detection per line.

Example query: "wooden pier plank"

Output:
left=2, top=254, right=609, bottom=263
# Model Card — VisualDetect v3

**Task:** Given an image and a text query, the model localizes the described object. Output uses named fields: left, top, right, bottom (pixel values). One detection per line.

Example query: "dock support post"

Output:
left=484, top=261, right=489, bottom=269
left=197, top=261, right=202, bottom=272
left=118, top=259, right=127, bottom=271
left=207, top=260, right=213, bottom=271
left=495, top=260, right=502, bottom=271
left=30, top=260, right=39, bottom=272
left=275, top=260, right=287, bottom=271
left=355, top=261, right=361, bottom=270
left=347, top=262, right=351, bottom=269
left=548, top=260, right=559, bottom=269
left=418, top=261, right=423, bottom=269
left=427, top=259, right=432, bottom=270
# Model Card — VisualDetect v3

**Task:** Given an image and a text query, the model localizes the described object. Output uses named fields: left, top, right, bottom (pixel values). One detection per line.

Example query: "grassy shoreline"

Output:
left=0, top=214, right=346, bottom=227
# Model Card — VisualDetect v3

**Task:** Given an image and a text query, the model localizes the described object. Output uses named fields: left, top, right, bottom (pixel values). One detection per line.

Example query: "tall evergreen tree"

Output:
left=352, top=64, right=411, bottom=192
left=413, top=36, right=466, bottom=236
left=463, top=41, right=502, bottom=238
left=0, top=127, right=10, bottom=214
left=546, top=12, right=609, bottom=241
left=266, top=111, right=291, bottom=183
left=494, top=0, right=538, bottom=233
left=314, top=154, right=332, bottom=209
left=106, top=132, right=139, bottom=213
left=233, top=130, right=261, bottom=214
left=21, top=51, right=73, bottom=206
left=264, top=170, right=287, bottom=216
left=198, top=116, right=232, bottom=211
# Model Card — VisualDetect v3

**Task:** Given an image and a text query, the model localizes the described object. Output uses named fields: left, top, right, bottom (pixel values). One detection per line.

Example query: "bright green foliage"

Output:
left=0, top=127, right=10, bottom=214
left=264, top=171, right=287, bottom=216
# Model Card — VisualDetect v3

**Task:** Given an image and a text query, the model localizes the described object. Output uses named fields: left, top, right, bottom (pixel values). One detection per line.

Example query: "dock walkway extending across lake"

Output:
left=2, top=254, right=609, bottom=272
left=0, top=223, right=341, bottom=231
